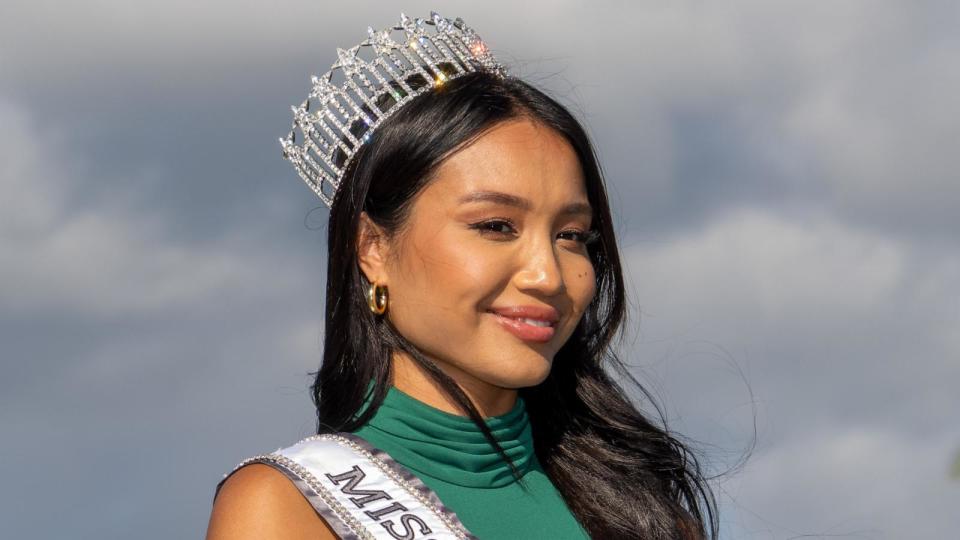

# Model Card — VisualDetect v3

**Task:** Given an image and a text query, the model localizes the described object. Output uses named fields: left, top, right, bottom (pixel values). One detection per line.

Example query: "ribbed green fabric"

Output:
left=352, top=386, right=589, bottom=539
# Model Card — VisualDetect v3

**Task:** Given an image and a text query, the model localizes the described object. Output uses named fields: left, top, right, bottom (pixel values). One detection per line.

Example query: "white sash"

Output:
left=220, top=433, right=477, bottom=540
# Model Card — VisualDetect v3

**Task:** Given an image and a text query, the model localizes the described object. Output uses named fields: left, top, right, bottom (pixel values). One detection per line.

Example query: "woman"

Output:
left=207, top=11, right=718, bottom=540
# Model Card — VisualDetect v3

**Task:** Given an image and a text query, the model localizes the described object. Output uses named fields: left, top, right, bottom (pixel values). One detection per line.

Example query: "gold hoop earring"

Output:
left=367, top=282, right=388, bottom=315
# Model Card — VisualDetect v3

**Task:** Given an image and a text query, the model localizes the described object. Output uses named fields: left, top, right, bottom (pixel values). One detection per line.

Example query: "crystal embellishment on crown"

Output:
left=279, top=11, right=507, bottom=207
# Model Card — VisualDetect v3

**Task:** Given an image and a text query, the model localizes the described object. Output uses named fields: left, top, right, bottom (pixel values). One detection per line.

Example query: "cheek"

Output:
left=567, top=259, right=598, bottom=310
left=396, top=232, right=508, bottom=314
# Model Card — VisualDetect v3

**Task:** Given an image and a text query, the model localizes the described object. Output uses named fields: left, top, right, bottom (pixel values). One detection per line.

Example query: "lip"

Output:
left=486, top=305, right=560, bottom=343
left=488, top=305, right=561, bottom=322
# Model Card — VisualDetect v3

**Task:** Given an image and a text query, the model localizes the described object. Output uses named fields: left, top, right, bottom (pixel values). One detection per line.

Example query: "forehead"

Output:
left=420, top=118, right=588, bottom=208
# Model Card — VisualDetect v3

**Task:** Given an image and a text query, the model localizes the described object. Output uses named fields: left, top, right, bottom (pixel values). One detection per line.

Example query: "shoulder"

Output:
left=206, top=463, right=338, bottom=540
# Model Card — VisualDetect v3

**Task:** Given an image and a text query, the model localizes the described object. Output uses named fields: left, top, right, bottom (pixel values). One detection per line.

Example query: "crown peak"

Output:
left=335, top=47, right=360, bottom=72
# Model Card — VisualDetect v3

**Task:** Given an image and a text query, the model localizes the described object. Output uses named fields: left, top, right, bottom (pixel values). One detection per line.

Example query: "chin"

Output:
left=487, top=356, right=553, bottom=389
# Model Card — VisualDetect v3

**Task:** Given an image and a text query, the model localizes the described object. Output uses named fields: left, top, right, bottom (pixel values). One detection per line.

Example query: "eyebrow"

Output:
left=457, top=190, right=593, bottom=218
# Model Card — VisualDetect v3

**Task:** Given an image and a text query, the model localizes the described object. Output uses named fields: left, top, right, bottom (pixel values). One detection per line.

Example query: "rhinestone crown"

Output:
left=279, top=11, right=506, bottom=207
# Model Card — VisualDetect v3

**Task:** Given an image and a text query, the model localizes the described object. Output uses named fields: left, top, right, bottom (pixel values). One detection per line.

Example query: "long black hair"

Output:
left=312, top=69, right=720, bottom=539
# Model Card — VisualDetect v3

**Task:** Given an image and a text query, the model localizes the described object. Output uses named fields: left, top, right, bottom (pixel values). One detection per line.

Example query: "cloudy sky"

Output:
left=2, top=1, right=958, bottom=538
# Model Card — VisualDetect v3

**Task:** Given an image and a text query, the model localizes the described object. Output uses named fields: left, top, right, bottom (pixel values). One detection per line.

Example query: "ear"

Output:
left=356, top=211, right=390, bottom=285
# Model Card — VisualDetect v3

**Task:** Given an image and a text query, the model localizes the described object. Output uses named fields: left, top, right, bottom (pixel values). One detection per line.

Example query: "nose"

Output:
left=513, top=234, right=565, bottom=297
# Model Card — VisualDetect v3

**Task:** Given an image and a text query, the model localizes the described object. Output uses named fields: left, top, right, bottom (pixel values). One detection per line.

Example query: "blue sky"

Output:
left=2, top=1, right=958, bottom=538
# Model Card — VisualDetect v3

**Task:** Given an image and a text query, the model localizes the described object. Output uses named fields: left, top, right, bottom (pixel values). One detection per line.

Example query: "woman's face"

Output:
left=359, top=118, right=597, bottom=396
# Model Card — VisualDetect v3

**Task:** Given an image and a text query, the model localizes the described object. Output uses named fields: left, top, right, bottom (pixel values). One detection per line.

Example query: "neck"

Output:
left=390, top=350, right=518, bottom=417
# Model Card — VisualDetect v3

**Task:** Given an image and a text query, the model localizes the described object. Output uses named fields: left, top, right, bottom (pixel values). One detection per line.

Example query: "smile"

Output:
left=516, top=318, right=551, bottom=328
left=488, top=313, right=556, bottom=342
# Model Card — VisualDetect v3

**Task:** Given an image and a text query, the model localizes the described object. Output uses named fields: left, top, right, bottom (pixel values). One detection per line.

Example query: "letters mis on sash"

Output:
left=325, top=464, right=433, bottom=539
left=220, top=434, right=473, bottom=539
left=258, top=433, right=474, bottom=540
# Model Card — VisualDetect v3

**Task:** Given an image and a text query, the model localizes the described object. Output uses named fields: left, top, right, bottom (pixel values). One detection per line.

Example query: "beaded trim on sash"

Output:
left=217, top=432, right=477, bottom=540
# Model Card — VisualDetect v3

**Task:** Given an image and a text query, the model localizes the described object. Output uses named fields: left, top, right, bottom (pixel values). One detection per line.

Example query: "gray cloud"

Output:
left=619, top=207, right=960, bottom=536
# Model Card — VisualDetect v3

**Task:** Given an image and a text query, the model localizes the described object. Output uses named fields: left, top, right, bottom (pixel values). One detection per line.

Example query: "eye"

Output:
left=468, top=219, right=600, bottom=246
left=558, top=229, right=601, bottom=245
left=469, top=219, right=518, bottom=239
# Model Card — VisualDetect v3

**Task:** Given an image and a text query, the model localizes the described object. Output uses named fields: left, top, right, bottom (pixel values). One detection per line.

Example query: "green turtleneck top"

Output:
left=351, top=386, right=589, bottom=539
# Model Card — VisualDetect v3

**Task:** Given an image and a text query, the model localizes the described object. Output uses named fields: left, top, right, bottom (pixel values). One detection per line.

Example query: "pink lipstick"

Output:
left=487, top=305, right=559, bottom=343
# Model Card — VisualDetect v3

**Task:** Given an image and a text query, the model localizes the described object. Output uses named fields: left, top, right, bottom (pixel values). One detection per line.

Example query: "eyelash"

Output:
left=468, top=219, right=600, bottom=245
